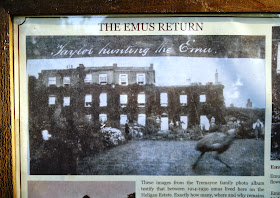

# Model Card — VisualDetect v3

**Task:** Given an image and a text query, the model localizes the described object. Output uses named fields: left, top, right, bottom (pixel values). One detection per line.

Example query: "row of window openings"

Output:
left=86, top=114, right=190, bottom=129
left=86, top=114, right=146, bottom=125
left=48, top=73, right=146, bottom=86
left=49, top=94, right=206, bottom=106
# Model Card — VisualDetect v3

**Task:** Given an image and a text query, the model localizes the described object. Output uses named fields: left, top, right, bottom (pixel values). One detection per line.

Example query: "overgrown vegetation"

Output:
left=28, top=75, right=265, bottom=174
left=271, top=124, right=280, bottom=160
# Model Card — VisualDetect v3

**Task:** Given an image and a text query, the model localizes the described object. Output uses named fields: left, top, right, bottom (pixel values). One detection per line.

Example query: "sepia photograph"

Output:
left=26, top=35, right=265, bottom=176
left=28, top=181, right=135, bottom=198
left=271, top=26, right=280, bottom=160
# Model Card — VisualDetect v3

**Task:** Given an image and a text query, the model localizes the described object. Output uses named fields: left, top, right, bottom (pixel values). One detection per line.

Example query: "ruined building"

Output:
left=30, top=63, right=225, bottom=131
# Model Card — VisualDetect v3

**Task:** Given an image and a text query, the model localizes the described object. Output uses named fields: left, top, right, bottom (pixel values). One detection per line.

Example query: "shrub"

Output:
left=187, top=126, right=204, bottom=140
left=101, top=127, right=125, bottom=146
left=236, top=122, right=255, bottom=138
left=145, top=124, right=158, bottom=135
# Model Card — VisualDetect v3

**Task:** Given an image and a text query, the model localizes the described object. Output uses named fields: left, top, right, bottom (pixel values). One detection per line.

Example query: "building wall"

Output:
left=33, top=64, right=225, bottom=131
left=85, top=69, right=115, bottom=85
left=39, top=69, right=81, bottom=88
left=38, top=64, right=155, bottom=87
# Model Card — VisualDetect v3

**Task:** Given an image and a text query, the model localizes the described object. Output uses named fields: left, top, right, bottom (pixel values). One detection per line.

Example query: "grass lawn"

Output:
left=78, top=139, right=264, bottom=176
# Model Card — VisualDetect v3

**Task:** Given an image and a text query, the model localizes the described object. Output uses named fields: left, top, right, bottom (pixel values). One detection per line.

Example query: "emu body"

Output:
left=192, top=131, right=235, bottom=169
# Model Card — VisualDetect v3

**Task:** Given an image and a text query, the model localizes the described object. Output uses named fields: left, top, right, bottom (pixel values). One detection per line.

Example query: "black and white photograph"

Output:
left=28, top=181, right=135, bottom=198
left=271, top=26, right=280, bottom=160
left=27, top=35, right=265, bottom=176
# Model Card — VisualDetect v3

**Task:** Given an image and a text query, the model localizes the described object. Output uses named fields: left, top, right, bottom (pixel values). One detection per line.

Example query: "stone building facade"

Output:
left=32, top=63, right=225, bottom=131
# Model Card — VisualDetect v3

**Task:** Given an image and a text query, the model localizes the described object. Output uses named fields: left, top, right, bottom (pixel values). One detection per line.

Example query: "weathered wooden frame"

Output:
left=2, top=1, right=280, bottom=197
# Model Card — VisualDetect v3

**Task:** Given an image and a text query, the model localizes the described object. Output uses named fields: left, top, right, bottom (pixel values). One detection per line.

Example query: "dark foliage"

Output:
left=225, top=107, right=265, bottom=138
left=272, top=40, right=280, bottom=123
left=271, top=124, right=280, bottom=160
left=28, top=76, right=126, bottom=174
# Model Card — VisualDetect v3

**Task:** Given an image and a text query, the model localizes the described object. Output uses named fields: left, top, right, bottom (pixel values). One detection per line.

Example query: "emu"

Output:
left=192, top=129, right=236, bottom=169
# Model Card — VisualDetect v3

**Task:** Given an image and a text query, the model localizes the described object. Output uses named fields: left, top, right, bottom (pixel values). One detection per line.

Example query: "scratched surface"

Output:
left=0, top=6, right=13, bottom=198
left=1, top=0, right=280, bottom=197
left=2, top=0, right=280, bottom=15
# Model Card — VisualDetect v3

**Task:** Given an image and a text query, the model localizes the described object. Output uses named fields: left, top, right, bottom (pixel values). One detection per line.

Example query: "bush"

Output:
left=130, top=125, right=144, bottom=138
left=187, top=126, right=204, bottom=140
left=236, top=122, right=255, bottom=139
left=209, top=124, right=229, bottom=133
left=101, top=127, right=125, bottom=146
left=145, top=124, right=158, bottom=135
left=77, top=121, right=125, bottom=156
